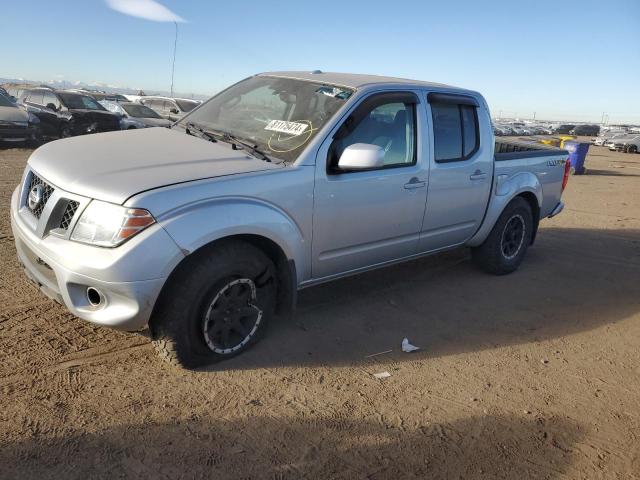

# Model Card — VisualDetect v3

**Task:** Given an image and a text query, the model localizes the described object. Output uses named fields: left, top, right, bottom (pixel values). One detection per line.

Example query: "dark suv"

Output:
left=19, top=88, right=121, bottom=139
left=553, top=124, right=576, bottom=134
left=570, top=124, right=600, bottom=136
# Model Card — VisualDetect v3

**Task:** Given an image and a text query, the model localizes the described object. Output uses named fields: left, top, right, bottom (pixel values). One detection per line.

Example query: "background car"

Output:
left=0, top=91, right=40, bottom=145
left=594, top=132, right=626, bottom=146
left=570, top=125, right=600, bottom=136
left=610, top=135, right=640, bottom=153
left=19, top=88, right=121, bottom=139
left=86, top=91, right=130, bottom=102
left=553, top=124, right=576, bottom=134
left=138, top=96, right=200, bottom=121
left=99, top=101, right=172, bottom=129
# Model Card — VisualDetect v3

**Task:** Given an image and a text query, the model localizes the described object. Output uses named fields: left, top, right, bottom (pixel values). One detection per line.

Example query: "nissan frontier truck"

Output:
left=11, top=72, right=570, bottom=368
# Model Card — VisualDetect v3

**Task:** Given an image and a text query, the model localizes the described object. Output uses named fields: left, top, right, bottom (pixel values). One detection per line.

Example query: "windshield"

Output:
left=0, top=93, right=16, bottom=107
left=180, top=76, right=354, bottom=162
left=123, top=103, right=161, bottom=118
left=175, top=99, right=199, bottom=112
left=58, top=93, right=105, bottom=110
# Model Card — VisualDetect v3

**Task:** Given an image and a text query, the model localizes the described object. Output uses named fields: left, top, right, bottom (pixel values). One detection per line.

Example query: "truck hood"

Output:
left=28, top=127, right=282, bottom=204
left=0, top=105, right=29, bottom=123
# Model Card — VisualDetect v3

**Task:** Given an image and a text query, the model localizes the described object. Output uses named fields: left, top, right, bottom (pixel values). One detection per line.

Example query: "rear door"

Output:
left=40, top=91, right=63, bottom=136
left=312, top=91, right=429, bottom=279
left=25, top=91, right=56, bottom=137
left=418, top=92, right=493, bottom=251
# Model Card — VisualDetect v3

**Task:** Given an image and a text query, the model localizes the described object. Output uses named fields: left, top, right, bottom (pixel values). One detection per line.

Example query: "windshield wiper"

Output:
left=183, top=123, right=280, bottom=163
left=207, top=129, right=280, bottom=163
left=185, top=122, right=217, bottom=143
left=225, top=135, right=276, bottom=163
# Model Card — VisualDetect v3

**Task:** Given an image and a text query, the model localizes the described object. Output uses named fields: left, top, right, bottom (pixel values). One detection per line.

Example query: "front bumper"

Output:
left=0, top=124, right=36, bottom=142
left=10, top=186, right=184, bottom=331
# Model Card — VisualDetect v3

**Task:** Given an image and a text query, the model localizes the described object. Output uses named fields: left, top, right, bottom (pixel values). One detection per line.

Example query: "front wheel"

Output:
left=151, top=241, right=277, bottom=368
left=471, top=197, right=534, bottom=275
left=60, top=125, right=72, bottom=138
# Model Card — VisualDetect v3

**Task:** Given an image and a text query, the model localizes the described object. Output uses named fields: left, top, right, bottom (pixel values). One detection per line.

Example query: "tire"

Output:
left=150, top=241, right=277, bottom=368
left=28, top=128, right=44, bottom=148
left=471, top=197, right=534, bottom=275
left=60, top=126, right=72, bottom=138
left=628, top=145, right=638, bottom=154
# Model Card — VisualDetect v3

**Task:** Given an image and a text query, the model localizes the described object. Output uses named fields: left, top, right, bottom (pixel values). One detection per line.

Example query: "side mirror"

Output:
left=46, top=103, right=57, bottom=111
left=170, top=108, right=179, bottom=114
left=337, top=143, right=385, bottom=171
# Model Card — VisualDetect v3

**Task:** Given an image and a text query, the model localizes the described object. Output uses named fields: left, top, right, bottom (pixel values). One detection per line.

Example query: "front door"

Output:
left=312, top=92, right=429, bottom=279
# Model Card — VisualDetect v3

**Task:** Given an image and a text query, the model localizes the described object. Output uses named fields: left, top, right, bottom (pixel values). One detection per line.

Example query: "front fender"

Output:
left=466, top=172, right=542, bottom=247
left=157, top=196, right=308, bottom=282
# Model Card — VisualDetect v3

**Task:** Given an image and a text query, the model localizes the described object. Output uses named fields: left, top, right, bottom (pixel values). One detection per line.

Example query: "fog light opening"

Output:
left=86, top=287, right=103, bottom=307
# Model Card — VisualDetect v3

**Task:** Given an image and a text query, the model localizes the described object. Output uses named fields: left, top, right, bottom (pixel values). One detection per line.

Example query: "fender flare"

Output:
left=466, top=172, right=542, bottom=247
left=157, top=196, right=308, bottom=283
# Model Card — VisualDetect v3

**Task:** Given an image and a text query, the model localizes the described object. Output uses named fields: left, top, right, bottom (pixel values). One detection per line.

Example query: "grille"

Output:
left=27, top=173, right=55, bottom=219
left=59, top=200, right=79, bottom=230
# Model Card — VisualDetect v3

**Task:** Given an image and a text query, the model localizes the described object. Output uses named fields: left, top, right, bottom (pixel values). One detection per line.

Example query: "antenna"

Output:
left=170, top=21, right=178, bottom=98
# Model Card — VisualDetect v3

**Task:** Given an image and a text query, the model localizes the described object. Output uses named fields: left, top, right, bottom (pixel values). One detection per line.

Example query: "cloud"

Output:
left=105, top=0, right=186, bottom=22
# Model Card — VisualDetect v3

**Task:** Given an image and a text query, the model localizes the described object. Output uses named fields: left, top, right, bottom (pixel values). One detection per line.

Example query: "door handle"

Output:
left=404, top=177, right=426, bottom=190
left=469, top=170, right=487, bottom=181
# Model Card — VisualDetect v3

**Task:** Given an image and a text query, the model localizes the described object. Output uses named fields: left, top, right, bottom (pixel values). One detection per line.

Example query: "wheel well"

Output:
left=233, top=234, right=296, bottom=317
left=152, top=235, right=296, bottom=327
left=516, top=192, right=540, bottom=244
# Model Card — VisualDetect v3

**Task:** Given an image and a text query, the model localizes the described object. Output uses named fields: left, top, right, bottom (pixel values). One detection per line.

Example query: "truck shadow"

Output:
left=214, top=227, right=640, bottom=371
left=585, top=168, right=640, bottom=178
left=0, top=413, right=585, bottom=479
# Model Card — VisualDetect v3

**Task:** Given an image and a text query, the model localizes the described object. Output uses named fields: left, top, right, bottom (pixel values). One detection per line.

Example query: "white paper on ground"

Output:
left=402, top=338, right=420, bottom=353
left=373, top=371, right=391, bottom=379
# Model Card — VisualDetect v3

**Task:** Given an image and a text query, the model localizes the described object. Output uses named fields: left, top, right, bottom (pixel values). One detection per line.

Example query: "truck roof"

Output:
left=260, top=71, right=471, bottom=93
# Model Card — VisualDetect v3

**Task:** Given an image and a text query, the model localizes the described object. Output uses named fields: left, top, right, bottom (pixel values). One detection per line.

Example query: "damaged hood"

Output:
left=28, top=127, right=282, bottom=204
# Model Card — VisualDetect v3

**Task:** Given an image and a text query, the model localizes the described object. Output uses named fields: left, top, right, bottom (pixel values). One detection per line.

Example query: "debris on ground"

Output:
left=402, top=338, right=420, bottom=353
left=365, top=349, right=392, bottom=358
left=373, top=371, right=391, bottom=380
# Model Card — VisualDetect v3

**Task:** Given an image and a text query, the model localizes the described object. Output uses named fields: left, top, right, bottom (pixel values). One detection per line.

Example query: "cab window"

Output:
left=329, top=92, right=417, bottom=172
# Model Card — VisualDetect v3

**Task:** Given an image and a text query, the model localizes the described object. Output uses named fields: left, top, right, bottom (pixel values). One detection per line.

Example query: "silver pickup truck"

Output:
left=11, top=72, right=570, bottom=368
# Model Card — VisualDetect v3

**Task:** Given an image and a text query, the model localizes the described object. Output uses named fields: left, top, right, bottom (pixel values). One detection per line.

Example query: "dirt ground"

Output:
left=1, top=139, right=639, bottom=479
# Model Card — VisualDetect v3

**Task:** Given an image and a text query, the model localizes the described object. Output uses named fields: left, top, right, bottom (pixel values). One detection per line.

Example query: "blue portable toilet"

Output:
left=563, top=141, right=590, bottom=175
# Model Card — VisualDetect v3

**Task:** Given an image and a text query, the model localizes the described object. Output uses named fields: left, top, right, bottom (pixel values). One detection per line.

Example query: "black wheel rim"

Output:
left=202, top=278, right=262, bottom=354
left=501, top=214, right=526, bottom=260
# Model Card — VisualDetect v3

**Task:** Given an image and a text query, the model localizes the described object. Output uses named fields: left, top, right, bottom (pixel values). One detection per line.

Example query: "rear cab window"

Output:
left=429, top=93, right=480, bottom=162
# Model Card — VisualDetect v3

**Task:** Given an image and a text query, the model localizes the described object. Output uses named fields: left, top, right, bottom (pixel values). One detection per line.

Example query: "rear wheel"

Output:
left=627, top=145, right=638, bottom=154
left=151, top=241, right=277, bottom=368
left=471, top=197, right=534, bottom=275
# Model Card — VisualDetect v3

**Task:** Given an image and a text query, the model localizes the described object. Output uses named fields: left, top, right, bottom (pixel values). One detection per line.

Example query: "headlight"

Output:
left=70, top=200, right=155, bottom=247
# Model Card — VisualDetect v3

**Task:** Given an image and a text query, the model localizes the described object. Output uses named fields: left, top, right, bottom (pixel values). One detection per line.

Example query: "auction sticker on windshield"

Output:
left=265, top=120, right=308, bottom=136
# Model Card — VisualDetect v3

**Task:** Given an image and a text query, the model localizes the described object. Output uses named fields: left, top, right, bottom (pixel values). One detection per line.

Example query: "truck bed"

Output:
left=493, top=139, right=568, bottom=218
left=495, top=139, right=568, bottom=161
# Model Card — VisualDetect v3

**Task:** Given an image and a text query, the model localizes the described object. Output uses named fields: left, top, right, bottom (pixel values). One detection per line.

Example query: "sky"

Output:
left=1, top=0, right=639, bottom=123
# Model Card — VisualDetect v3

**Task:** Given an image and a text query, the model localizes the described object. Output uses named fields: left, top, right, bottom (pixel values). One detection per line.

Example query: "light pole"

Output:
left=170, top=21, right=178, bottom=98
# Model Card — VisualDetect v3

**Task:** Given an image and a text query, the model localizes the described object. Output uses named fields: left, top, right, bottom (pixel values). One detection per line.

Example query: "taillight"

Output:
left=562, top=157, right=571, bottom=191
